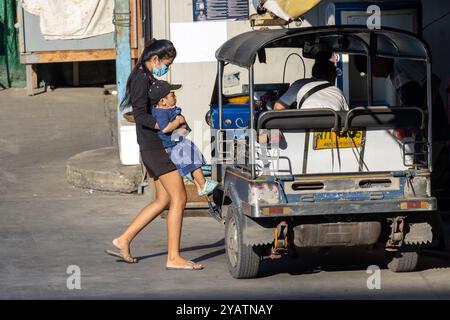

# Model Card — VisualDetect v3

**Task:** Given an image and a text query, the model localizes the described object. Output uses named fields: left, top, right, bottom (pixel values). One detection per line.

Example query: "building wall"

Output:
left=150, top=0, right=450, bottom=160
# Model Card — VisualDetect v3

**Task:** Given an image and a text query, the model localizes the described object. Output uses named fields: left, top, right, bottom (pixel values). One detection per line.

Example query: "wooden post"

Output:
left=26, top=64, right=38, bottom=96
left=73, top=62, right=80, bottom=86
left=26, top=64, right=46, bottom=95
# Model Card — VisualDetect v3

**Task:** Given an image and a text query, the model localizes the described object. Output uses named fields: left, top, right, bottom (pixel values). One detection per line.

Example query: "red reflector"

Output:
left=401, top=201, right=429, bottom=210
left=394, top=129, right=405, bottom=139
left=269, top=207, right=284, bottom=214
left=407, top=202, right=421, bottom=209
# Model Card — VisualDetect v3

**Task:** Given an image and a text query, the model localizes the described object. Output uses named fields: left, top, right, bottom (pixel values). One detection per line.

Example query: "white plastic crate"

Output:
left=119, top=121, right=140, bottom=165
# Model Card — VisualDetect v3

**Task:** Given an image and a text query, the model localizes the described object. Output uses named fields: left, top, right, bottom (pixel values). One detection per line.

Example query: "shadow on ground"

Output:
left=257, top=246, right=450, bottom=278
left=110, top=239, right=226, bottom=263
left=114, top=238, right=450, bottom=277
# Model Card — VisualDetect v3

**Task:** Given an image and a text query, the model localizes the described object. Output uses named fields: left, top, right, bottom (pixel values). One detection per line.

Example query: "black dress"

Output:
left=130, top=65, right=177, bottom=179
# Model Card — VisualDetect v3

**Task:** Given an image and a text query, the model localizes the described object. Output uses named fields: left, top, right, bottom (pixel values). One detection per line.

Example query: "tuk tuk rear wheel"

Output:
left=385, top=246, right=420, bottom=273
left=225, top=205, right=261, bottom=279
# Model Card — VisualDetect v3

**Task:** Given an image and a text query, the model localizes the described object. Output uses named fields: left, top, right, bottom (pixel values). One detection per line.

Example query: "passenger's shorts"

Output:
left=166, top=138, right=205, bottom=177
left=140, top=149, right=177, bottom=180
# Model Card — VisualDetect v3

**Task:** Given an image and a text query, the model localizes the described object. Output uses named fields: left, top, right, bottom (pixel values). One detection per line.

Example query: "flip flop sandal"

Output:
left=105, top=249, right=138, bottom=263
left=166, top=261, right=203, bottom=270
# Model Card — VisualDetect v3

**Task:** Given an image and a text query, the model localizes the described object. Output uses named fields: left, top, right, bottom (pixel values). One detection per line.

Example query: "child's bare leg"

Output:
left=191, top=168, right=206, bottom=190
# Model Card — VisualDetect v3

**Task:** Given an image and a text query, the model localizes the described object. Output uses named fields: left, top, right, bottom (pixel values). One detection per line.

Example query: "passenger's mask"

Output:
left=153, top=63, right=169, bottom=77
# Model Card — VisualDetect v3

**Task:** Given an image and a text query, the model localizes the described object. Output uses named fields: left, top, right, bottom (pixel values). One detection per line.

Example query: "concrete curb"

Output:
left=66, top=146, right=141, bottom=193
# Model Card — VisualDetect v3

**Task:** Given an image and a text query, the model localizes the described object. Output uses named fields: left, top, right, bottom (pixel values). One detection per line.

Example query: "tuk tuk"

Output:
left=207, top=26, right=440, bottom=279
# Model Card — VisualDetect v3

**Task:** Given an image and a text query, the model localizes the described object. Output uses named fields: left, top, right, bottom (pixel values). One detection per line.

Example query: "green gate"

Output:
left=0, top=0, right=25, bottom=88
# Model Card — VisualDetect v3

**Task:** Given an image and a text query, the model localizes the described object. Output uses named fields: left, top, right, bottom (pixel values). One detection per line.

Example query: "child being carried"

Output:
left=149, top=80, right=218, bottom=196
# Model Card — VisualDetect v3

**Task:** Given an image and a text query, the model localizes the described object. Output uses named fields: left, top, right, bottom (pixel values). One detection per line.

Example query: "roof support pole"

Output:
left=218, top=61, right=223, bottom=131
left=368, top=33, right=376, bottom=106
left=427, top=62, right=433, bottom=172
left=367, top=55, right=373, bottom=105
left=249, top=65, right=256, bottom=178
left=215, top=61, right=224, bottom=182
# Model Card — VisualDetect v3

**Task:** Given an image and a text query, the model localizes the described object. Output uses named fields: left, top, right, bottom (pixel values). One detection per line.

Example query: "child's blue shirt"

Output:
left=152, top=106, right=183, bottom=148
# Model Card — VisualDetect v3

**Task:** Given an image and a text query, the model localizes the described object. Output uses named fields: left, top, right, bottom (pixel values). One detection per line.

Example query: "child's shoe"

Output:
left=198, top=179, right=218, bottom=196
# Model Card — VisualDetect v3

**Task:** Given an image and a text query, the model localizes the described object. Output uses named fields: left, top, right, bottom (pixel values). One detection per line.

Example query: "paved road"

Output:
left=1, top=88, right=450, bottom=299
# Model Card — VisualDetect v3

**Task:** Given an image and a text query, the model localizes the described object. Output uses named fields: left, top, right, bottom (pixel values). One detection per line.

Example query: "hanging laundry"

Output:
left=21, top=0, right=114, bottom=40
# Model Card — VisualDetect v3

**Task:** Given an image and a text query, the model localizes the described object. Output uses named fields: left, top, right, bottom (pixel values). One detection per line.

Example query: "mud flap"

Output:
left=241, top=214, right=273, bottom=246
left=404, top=222, right=433, bottom=245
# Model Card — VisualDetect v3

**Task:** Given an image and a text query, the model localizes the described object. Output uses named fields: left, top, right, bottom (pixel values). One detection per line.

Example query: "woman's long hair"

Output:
left=119, top=39, right=177, bottom=112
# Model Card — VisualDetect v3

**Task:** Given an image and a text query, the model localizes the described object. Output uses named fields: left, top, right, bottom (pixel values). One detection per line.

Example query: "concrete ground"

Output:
left=1, top=88, right=450, bottom=300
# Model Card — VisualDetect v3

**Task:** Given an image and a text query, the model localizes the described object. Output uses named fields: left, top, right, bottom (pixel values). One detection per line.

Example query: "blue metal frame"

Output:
left=114, top=0, right=132, bottom=120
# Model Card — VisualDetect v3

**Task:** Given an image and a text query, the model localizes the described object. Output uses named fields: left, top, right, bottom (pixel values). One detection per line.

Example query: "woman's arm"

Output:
left=130, top=73, right=158, bottom=129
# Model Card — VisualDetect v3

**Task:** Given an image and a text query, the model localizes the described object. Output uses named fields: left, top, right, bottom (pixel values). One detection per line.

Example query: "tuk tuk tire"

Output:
left=225, top=205, right=261, bottom=279
left=385, top=246, right=420, bottom=273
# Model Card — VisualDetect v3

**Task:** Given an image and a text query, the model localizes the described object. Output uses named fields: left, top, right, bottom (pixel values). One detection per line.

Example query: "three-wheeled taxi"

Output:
left=207, top=26, right=440, bottom=279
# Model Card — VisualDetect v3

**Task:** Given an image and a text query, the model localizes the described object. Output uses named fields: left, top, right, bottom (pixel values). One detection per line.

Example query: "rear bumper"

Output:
left=242, top=197, right=438, bottom=218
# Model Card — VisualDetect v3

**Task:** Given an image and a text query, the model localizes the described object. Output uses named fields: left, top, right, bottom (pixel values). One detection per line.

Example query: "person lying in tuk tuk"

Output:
left=273, top=54, right=349, bottom=111
left=257, top=55, right=349, bottom=145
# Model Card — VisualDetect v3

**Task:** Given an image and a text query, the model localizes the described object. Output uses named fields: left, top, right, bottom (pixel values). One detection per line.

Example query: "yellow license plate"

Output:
left=313, top=129, right=365, bottom=150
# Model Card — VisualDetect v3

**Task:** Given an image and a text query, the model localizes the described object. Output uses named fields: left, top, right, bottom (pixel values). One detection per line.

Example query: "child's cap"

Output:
left=149, top=80, right=182, bottom=103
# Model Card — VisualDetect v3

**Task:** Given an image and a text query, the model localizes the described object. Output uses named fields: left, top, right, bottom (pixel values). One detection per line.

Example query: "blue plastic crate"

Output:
left=210, top=103, right=251, bottom=129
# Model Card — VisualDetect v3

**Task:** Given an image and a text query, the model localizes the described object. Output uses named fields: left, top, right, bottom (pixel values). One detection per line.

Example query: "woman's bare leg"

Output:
left=113, top=179, right=170, bottom=262
left=158, top=170, right=203, bottom=269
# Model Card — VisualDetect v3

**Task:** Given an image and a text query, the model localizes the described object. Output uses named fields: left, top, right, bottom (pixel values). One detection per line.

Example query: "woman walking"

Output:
left=106, top=39, right=203, bottom=270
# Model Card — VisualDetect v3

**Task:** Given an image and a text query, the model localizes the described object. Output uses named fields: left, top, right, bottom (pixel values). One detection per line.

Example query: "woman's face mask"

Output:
left=153, top=59, right=169, bottom=77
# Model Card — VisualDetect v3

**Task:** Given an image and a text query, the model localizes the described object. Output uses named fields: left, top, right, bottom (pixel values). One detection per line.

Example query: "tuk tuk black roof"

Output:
left=215, top=25, right=431, bottom=68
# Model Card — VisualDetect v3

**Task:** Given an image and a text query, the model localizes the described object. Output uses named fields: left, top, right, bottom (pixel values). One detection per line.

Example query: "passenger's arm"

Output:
left=274, top=101, right=289, bottom=110
left=341, top=97, right=350, bottom=111
left=275, top=80, right=303, bottom=110
left=338, top=88, right=350, bottom=111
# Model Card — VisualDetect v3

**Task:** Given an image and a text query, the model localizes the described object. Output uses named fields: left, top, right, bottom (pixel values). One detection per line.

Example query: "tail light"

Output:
left=394, top=128, right=406, bottom=139
left=248, top=183, right=280, bottom=205
left=394, top=128, right=416, bottom=140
